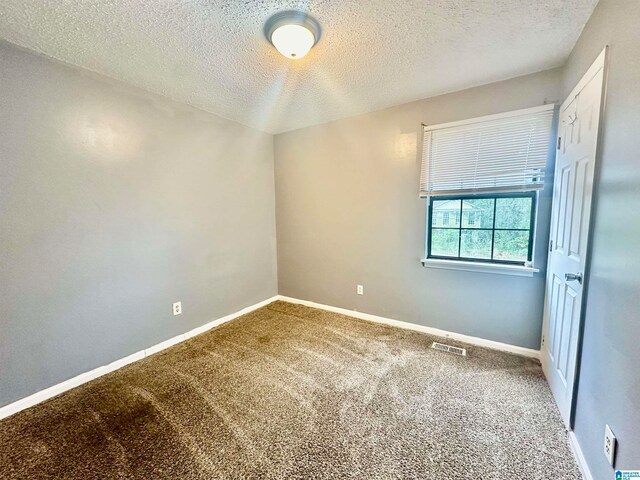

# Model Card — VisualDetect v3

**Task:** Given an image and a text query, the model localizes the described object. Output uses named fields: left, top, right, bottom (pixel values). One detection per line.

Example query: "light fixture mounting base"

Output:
left=264, top=10, right=322, bottom=45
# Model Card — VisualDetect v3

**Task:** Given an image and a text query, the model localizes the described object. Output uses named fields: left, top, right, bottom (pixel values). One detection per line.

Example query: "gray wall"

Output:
left=0, top=41, right=277, bottom=407
left=562, top=0, right=640, bottom=475
left=274, top=69, right=562, bottom=350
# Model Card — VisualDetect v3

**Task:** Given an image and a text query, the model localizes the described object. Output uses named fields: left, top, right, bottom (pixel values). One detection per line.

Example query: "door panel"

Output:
left=548, top=274, right=563, bottom=363
left=554, top=165, right=571, bottom=254
left=569, top=156, right=590, bottom=259
left=557, top=284, right=577, bottom=382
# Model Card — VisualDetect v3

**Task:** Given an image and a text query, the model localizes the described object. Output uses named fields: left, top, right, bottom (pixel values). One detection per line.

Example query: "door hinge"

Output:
left=557, top=137, right=562, bottom=150
left=542, top=334, right=545, bottom=346
left=549, top=240, right=553, bottom=252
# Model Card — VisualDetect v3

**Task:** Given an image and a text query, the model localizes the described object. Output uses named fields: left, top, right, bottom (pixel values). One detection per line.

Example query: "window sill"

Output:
left=420, top=258, right=539, bottom=277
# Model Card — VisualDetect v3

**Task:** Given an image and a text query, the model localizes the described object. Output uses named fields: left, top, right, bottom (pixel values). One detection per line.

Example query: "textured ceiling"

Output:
left=0, top=1, right=598, bottom=133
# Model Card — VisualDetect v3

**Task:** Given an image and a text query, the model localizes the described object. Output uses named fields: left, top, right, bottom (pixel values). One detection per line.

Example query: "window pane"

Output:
left=460, top=229, right=492, bottom=259
left=494, top=230, right=530, bottom=261
left=428, top=194, right=534, bottom=265
left=462, top=198, right=494, bottom=229
left=431, top=229, right=459, bottom=257
left=432, top=199, right=461, bottom=228
left=495, top=197, right=532, bottom=229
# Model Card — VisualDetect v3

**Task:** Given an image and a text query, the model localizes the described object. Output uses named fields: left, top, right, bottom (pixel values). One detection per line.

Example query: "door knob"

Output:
left=565, top=272, right=583, bottom=284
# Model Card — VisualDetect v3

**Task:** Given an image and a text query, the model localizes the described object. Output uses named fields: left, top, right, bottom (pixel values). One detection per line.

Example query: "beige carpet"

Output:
left=0, top=301, right=581, bottom=479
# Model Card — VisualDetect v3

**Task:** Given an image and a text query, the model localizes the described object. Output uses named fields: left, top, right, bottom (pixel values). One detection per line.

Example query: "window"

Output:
left=419, top=105, right=555, bottom=270
left=428, top=192, right=535, bottom=265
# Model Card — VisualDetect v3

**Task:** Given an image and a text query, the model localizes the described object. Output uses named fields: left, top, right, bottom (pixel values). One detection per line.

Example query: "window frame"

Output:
left=426, top=191, right=536, bottom=266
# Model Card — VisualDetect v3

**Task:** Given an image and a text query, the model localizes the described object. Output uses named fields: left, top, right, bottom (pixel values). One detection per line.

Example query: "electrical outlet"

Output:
left=357, top=285, right=364, bottom=295
left=172, top=301, right=182, bottom=316
left=604, top=424, right=616, bottom=466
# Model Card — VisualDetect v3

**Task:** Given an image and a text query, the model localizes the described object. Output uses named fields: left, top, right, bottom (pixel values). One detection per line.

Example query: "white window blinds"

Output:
left=419, top=104, right=555, bottom=197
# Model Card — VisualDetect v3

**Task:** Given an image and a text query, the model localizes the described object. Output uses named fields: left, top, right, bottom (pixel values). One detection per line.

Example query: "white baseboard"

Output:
left=1, top=293, right=540, bottom=421
left=277, top=295, right=540, bottom=359
left=0, top=295, right=279, bottom=421
left=568, top=431, right=594, bottom=480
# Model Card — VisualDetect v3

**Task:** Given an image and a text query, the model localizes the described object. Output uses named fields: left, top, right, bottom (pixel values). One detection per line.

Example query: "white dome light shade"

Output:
left=271, top=24, right=315, bottom=59
left=264, top=11, right=321, bottom=60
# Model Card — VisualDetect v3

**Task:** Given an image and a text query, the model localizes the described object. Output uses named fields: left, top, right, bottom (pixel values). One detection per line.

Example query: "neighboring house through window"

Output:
left=467, top=212, right=475, bottom=226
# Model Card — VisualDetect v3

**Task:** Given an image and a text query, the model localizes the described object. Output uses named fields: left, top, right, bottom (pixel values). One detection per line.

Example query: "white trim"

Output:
left=421, top=258, right=539, bottom=277
left=423, top=103, right=555, bottom=132
left=0, top=295, right=279, bottom=420
left=277, top=295, right=540, bottom=359
left=568, top=431, right=594, bottom=480
left=144, top=335, right=185, bottom=357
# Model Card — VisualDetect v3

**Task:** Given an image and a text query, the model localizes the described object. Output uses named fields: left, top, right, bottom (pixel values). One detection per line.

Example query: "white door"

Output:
left=541, top=47, right=607, bottom=427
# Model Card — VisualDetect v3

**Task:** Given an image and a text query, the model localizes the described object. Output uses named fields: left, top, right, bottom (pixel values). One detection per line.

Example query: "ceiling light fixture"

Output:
left=264, top=11, right=321, bottom=60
